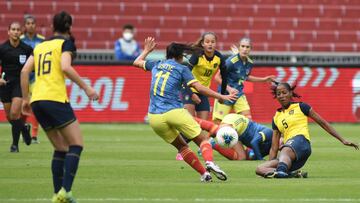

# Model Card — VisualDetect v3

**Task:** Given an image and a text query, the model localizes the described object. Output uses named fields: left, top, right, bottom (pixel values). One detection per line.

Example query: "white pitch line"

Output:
left=1, top=198, right=360, bottom=202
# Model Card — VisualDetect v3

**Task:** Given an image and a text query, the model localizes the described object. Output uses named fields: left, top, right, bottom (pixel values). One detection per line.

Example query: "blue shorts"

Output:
left=281, top=135, right=312, bottom=171
left=181, top=91, right=210, bottom=112
left=31, top=101, right=76, bottom=131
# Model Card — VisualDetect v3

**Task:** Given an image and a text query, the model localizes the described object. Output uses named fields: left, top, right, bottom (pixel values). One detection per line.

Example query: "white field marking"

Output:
left=1, top=198, right=360, bottom=202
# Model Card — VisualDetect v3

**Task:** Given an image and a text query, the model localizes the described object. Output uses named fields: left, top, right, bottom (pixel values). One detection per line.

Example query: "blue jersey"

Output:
left=144, top=59, right=197, bottom=114
left=219, top=54, right=253, bottom=105
left=20, top=33, right=45, bottom=83
left=20, top=33, right=45, bottom=49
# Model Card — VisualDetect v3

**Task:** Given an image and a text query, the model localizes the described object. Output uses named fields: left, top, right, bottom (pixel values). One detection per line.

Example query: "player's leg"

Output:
left=255, top=159, right=279, bottom=177
left=148, top=111, right=211, bottom=182
left=165, top=109, right=224, bottom=180
left=194, top=93, right=211, bottom=120
left=29, top=114, right=40, bottom=143
left=234, top=95, right=252, bottom=119
left=2, top=101, right=20, bottom=152
left=46, top=129, right=68, bottom=195
left=212, top=99, right=232, bottom=124
left=31, top=101, right=69, bottom=200
left=9, top=97, right=32, bottom=147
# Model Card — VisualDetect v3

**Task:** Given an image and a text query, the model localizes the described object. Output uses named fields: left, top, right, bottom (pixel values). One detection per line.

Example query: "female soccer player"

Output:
left=256, top=82, right=358, bottom=178
left=212, top=37, right=275, bottom=123
left=133, top=37, right=237, bottom=182
left=0, top=22, right=32, bottom=152
left=182, top=32, right=229, bottom=120
left=195, top=114, right=273, bottom=160
left=20, top=14, right=45, bottom=144
left=21, top=11, right=99, bottom=202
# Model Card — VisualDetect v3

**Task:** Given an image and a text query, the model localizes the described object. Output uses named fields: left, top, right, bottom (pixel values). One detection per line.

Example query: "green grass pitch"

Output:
left=0, top=123, right=359, bottom=203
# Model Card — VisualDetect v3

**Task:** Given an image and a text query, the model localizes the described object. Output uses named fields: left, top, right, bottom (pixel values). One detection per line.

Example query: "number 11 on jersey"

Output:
left=153, top=71, right=170, bottom=96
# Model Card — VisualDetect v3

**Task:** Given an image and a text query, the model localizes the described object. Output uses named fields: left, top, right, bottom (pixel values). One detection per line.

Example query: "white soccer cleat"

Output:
left=205, top=161, right=227, bottom=181
left=200, top=171, right=212, bottom=182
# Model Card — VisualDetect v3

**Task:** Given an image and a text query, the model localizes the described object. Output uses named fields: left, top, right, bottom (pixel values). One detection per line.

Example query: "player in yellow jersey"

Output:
left=177, top=32, right=230, bottom=160
left=20, top=11, right=99, bottom=202
left=182, top=32, right=229, bottom=120
left=256, top=82, right=358, bottom=178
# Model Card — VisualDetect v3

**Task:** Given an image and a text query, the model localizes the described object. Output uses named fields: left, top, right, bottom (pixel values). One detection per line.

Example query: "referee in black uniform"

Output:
left=0, top=22, right=32, bottom=152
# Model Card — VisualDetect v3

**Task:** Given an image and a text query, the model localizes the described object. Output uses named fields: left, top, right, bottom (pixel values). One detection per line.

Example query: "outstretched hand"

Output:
left=144, top=37, right=157, bottom=52
left=0, top=78, right=7, bottom=86
left=342, top=140, right=359, bottom=150
left=219, top=91, right=238, bottom=103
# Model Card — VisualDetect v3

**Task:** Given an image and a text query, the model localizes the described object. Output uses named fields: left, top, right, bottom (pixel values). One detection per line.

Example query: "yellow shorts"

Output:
left=212, top=95, right=250, bottom=121
left=148, top=108, right=201, bottom=143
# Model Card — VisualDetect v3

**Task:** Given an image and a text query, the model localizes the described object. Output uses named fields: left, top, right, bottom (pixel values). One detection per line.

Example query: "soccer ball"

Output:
left=215, top=126, right=238, bottom=148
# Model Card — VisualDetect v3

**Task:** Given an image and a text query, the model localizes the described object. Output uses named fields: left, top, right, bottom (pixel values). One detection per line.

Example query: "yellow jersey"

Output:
left=272, top=102, right=311, bottom=143
left=31, top=36, right=76, bottom=103
left=189, top=50, right=226, bottom=93
left=221, top=113, right=250, bottom=136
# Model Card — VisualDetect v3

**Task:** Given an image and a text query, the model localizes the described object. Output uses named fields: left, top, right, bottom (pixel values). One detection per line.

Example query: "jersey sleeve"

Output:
left=272, top=119, right=279, bottom=131
left=62, top=39, right=77, bottom=58
left=188, top=54, right=199, bottom=68
left=144, top=60, right=158, bottom=71
left=182, top=65, right=197, bottom=86
left=299, top=102, right=312, bottom=116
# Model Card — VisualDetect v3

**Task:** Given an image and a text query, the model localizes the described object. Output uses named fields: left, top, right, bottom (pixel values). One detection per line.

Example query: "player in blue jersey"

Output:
left=133, top=37, right=237, bottom=182
left=212, top=37, right=275, bottom=123
left=194, top=114, right=272, bottom=160
left=256, top=82, right=358, bottom=178
left=20, top=14, right=45, bottom=143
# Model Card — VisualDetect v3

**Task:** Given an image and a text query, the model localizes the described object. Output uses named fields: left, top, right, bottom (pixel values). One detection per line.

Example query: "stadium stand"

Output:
left=0, top=0, right=359, bottom=51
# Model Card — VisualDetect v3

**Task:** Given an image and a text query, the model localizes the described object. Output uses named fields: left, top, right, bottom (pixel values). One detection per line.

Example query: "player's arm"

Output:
left=189, top=81, right=237, bottom=103
left=248, top=75, right=276, bottom=83
left=61, top=52, right=98, bottom=101
left=214, top=67, right=238, bottom=94
left=268, top=129, right=281, bottom=160
left=133, top=37, right=156, bottom=69
left=20, top=55, right=35, bottom=115
left=308, top=108, right=359, bottom=149
left=219, top=54, right=228, bottom=94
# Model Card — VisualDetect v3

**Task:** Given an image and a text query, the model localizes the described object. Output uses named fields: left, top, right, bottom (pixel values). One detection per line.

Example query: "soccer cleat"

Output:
left=175, top=153, right=183, bottom=161
left=264, top=171, right=289, bottom=179
left=31, top=137, right=40, bottom=144
left=22, top=124, right=32, bottom=146
left=53, top=188, right=77, bottom=203
left=10, top=145, right=19, bottom=153
left=289, top=170, right=308, bottom=178
left=264, top=171, right=276, bottom=178
left=274, top=171, right=289, bottom=178
left=205, top=161, right=227, bottom=181
left=200, top=171, right=212, bottom=182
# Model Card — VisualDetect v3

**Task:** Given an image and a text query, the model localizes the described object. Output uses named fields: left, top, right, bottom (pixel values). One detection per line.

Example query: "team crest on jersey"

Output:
left=213, top=63, right=218, bottom=69
left=289, top=109, right=294, bottom=115
left=19, top=55, right=27, bottom=64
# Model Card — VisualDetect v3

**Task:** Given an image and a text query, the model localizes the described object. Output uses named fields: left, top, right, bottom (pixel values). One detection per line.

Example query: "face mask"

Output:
left=123, top=32, right=133, bottom=41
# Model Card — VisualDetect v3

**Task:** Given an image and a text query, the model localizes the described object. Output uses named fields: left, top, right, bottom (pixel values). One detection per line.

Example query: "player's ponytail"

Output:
left=53, top=11, right=72, bottom=34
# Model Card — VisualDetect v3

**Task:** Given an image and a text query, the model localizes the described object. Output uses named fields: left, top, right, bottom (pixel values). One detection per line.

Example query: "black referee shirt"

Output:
left=0, top=40, right=33, bottom=79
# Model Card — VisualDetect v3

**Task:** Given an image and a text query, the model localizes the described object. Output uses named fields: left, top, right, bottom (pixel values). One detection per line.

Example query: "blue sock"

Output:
left=52, top=151, right=66, bottom=193
left=276, top=162, right=289, bottom=173
left=63, top=145, right=83, bottom=192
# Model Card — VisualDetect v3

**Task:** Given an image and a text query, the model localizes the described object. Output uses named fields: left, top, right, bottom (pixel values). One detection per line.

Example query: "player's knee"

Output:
left=9, top=112, right=21, bottom=120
